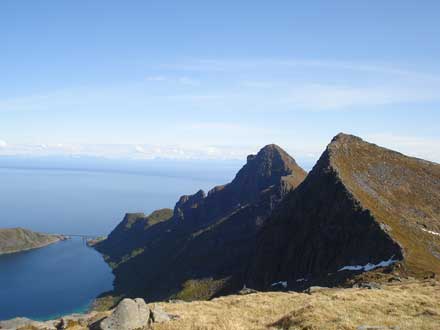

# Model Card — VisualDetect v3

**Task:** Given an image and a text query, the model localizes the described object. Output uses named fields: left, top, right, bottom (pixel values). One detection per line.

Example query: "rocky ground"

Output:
left=2, top=279, right=439, bottom=330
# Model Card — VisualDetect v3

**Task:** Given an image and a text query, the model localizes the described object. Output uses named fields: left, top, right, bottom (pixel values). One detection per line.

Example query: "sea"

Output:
left=0, top=160, right=238, bottom=320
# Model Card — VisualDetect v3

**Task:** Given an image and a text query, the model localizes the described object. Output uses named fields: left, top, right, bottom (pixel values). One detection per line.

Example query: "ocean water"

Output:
left=0, top=164, right=235, bottom=320
left=0, top=238, right=113, bottom=320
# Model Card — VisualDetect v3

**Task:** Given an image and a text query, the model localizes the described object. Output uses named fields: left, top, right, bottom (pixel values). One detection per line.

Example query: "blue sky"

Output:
left=1, top=0, right=439, bottom=163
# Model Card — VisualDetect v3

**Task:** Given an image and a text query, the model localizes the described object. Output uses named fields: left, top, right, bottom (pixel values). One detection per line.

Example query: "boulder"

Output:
left=150, top=305, right=171, bottom=323
left=0, top=317, right=56, bottom=330
left=99, top=298, right=150, bottom=330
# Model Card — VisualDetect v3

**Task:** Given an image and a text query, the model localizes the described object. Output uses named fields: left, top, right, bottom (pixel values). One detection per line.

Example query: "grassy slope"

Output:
left=0, top=228, right=62, bottom=254
left=153, top=280, right=440, bottom=330
left=330, top=134, right=440, bottom=276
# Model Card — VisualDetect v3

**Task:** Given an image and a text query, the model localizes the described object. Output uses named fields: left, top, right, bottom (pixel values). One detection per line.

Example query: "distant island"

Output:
left=0, top=228, right=65, bottom=255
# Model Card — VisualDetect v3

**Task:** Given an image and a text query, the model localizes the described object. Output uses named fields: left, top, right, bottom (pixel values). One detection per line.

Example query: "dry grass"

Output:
left=152, top=280, right=440, bottom=330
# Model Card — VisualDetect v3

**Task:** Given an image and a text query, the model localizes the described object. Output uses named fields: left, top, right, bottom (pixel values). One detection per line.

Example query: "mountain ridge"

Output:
left=247, top=133, right=440, bottom=289
left=95, top=144, right=307, bottom=300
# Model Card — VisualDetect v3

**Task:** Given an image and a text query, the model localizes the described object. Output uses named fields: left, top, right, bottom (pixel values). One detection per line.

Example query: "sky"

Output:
left=1, top=0, right=439, bottom=164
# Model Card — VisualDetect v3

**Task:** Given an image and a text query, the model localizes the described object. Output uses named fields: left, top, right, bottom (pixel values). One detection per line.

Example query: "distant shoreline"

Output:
left=0, top=237, right=64, bottom=256
left=0, top=228, right=66, bottom=256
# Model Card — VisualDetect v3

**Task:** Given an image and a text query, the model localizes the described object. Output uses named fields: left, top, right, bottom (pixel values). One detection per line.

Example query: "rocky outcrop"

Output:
left=0, top=228, right=64, bottom=255
left=248, top=133, right=440, bottom=289
left=0, top=299, right=174, bottom=330
left=95, top=144, right=307, bottom=300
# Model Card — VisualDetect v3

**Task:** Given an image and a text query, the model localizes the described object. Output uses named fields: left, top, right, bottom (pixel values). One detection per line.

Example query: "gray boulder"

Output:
left=0, top=317, right=56, bottom=330
left=150, top=305, right=171, bottom=323
left=99, top=298, right=150, bottom=330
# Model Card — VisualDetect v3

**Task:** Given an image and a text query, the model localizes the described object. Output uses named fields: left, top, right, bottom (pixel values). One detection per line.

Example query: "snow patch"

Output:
left=271, top=281, right=287, bottom=288
left=338, top=256, right=398, bottom=272
left=421, top=228, right=440, bottom=237
left=296, top=278, right=307, bottom=282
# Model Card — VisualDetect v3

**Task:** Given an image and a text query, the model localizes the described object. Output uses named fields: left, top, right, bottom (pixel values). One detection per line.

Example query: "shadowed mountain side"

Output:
left=248, top=133, right=440, bottom=289
left=95, top=144, right=307, bottom=300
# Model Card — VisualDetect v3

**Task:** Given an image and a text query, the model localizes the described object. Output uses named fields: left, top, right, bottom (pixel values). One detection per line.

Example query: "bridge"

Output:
left=58, top=234, right=103, bottom=245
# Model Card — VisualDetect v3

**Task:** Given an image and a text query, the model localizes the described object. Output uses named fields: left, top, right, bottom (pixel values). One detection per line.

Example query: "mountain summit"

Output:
left=95, top=144, right=307, bottom=300
left=248, top=133, right=440, bottom=289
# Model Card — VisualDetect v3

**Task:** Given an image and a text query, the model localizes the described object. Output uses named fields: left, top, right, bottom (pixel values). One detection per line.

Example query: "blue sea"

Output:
left=0, top=161, right=237, bottom=320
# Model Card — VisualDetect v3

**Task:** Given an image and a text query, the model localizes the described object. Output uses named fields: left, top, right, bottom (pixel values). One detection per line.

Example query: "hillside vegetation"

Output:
left=0, top=228, right=63, bottom=255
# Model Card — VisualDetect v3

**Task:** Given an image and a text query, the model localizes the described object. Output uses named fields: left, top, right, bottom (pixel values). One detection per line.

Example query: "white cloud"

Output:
left=0, top=140, right=7, bottom=148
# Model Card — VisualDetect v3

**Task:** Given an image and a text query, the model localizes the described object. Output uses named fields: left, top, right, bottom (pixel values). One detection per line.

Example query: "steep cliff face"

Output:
left=0, top=228, right=63, bottom=255
left=248, top=134, right=440, bottom=289
left=95, top=144, right=307, bottom=300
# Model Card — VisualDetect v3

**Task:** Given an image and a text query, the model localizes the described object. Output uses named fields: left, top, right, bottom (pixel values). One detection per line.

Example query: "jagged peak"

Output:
left=330, top=132, right=363, bottom=143
left=253, top=143, right=292, bottom=159
left=244, top=144, right=302, bottom=170
left=232, top=144, right=306, bottom=192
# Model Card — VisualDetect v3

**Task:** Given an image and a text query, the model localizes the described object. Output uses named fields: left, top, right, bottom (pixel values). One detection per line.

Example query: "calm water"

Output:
left=0, top=165, right=233, bottom=320
left=0, top=238, right=113, bottom=320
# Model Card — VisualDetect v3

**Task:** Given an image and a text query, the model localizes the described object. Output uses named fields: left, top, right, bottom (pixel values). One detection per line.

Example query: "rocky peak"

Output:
left=172, top=145, right=306, bottom=225
left=230, top=144, right=306, bottom=196
left=173, top=189, right=206, bottom=221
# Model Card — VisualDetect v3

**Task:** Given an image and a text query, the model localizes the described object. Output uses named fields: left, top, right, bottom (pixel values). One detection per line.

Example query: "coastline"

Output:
left=0, top=235, right=66, bottom=256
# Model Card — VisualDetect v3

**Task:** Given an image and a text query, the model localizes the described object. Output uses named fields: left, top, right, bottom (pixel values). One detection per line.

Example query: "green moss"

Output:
left=144, top=208, right=173, bottom=228
left=174, top=278, right=228, bottom=301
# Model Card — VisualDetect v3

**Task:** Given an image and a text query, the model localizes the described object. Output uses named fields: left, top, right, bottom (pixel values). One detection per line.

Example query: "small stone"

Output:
left=238, top=287, right=259, bottom=295
left=358, top=282, right=382, bottom=290
left=388, top=276, right=402, bottom=282
left=304, top=286, right=328, bottom=294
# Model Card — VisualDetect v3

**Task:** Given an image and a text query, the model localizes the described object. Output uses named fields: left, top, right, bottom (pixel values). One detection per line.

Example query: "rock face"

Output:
left=0, top=228, right=64, bottom=255
left=99, top=298, right=150, bottom=330
left=95, top=144, right=307, bottom=300
left=248, top=133, right=440, bottom=289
